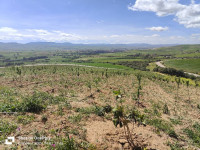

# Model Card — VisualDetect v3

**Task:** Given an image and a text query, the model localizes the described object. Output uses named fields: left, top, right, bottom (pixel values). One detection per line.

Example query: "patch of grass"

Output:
left=17, top=115, right=35, bottom=125
left=75, top=105, right=111, bottom=117
left=167, top=141, right=184, bottom=150
left=0, top=120, right=17, bottom=142
left=68, top=114, right=83, bottom=123
left=57, top=105, right=64, bottom=116
left=170, top=117, right=182, bottom=125
left=75, top=107, right=95, bottom=115
left=146, top=118, right=178, bottom=138
left=47, top=134, right=78, bottom=150
left=184, top=122, right=200, bottom=146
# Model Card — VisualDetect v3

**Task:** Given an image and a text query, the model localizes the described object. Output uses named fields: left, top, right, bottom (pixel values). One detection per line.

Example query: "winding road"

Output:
left=156, top=61, right=200, bottom=77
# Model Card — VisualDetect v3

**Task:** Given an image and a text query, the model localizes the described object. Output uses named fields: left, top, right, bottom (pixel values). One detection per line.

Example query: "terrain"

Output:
left=0, top=44, right=200, bottom=150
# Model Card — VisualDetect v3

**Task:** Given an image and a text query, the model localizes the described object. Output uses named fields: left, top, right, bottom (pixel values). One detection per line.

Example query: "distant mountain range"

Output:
left=0, top=42, right=178, bottom=51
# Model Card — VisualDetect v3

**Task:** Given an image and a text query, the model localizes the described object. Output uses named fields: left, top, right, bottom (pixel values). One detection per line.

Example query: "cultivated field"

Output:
left=0, top=44, right=200, bottom=150
left=164, top=59, right=200, bottom=74
left=0, top=64, right=200, bottom=150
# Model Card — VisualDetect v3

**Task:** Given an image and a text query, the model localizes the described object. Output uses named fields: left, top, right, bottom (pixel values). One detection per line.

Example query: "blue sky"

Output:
left=0, top=0, right=200, bottom=44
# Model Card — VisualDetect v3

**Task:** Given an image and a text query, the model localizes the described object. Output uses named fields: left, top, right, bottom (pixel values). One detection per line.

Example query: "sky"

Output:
left=0, top=0, right=200, bottom=44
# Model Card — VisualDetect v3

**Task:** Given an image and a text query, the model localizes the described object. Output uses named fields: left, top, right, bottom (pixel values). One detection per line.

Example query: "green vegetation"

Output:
left=146, top=118, right=177, bottom=138
left=184, top=122, right=200, bottom=146
left=0, top=120, right=17, bottom=142
left=164, top=59, right=200, bottom=74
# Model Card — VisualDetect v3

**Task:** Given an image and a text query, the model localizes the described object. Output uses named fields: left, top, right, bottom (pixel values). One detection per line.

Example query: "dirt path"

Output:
left=156, top=61, right=200, bottom=77
left=155, top=61, right=166, bottom=68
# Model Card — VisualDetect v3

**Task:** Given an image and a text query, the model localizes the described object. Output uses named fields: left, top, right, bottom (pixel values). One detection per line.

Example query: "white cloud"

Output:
left=129, top=0, right=200, bottom=28
left=144, top=34, right=160, bottom=38
left=110, top=35, right=120, bottom=38
left=87, top=34, right=194, bottom=44
left=0, top=27, right=18, bottom=33
left=175, top=3, right=200, bottom=28
left=152, top=34, right=160, bottom=37
left=0, top=27, right=86, bottom=42
left=128, top=0, right=185, bottom=16
left=146, top=26, right=168, bottom=31
left=0, top=27, right=199, bottom=44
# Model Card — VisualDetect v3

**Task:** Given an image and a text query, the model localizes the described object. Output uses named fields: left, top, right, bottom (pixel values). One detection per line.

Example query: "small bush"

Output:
left=103, top=104, right=112, bottom=113
left=163, top=104, right=170, bottom=115
left=94, top=106, right=105, bottom=116
left=20, top=96, right=46, bottom=113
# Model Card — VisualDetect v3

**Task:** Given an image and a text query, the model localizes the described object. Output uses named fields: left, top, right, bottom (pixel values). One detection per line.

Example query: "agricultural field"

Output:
left=0, top=64, right=200, bottom=150
left=164, top=59, right=200, bottom=74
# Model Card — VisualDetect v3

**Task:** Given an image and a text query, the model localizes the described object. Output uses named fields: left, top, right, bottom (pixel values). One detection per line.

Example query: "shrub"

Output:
left=103, top=104, right=112, bottom=113
left=20, top=93, right=47, bottom=113
left=94, top=106, right=105, bottom=116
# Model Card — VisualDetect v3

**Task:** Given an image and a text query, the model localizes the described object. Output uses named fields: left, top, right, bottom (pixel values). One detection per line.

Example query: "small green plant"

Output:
left=94, top=105, right=105, bottom=116
left=41, top=115, right=48, bottom=124
left=57, top=105, right=64, bottom=116
left=163, top=103, right=170, bottom=115
left=186, top=80, right=190, bottom=100
left=52, top=67, right=57, bottom=74
left=16, top=67, right=22, bottom=76
left=103, top=104, right=112, bottom=113
left=68, top=114, right=82, bottom=123
left=136, top=73, right=142, bottom=107
left=86, top=81, right=92, bottom=96
left=175, top=77, right=181, bottom=98
left=195, top=80, right=199, bottom=96
left=112, top=90, right=145, bottom=148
